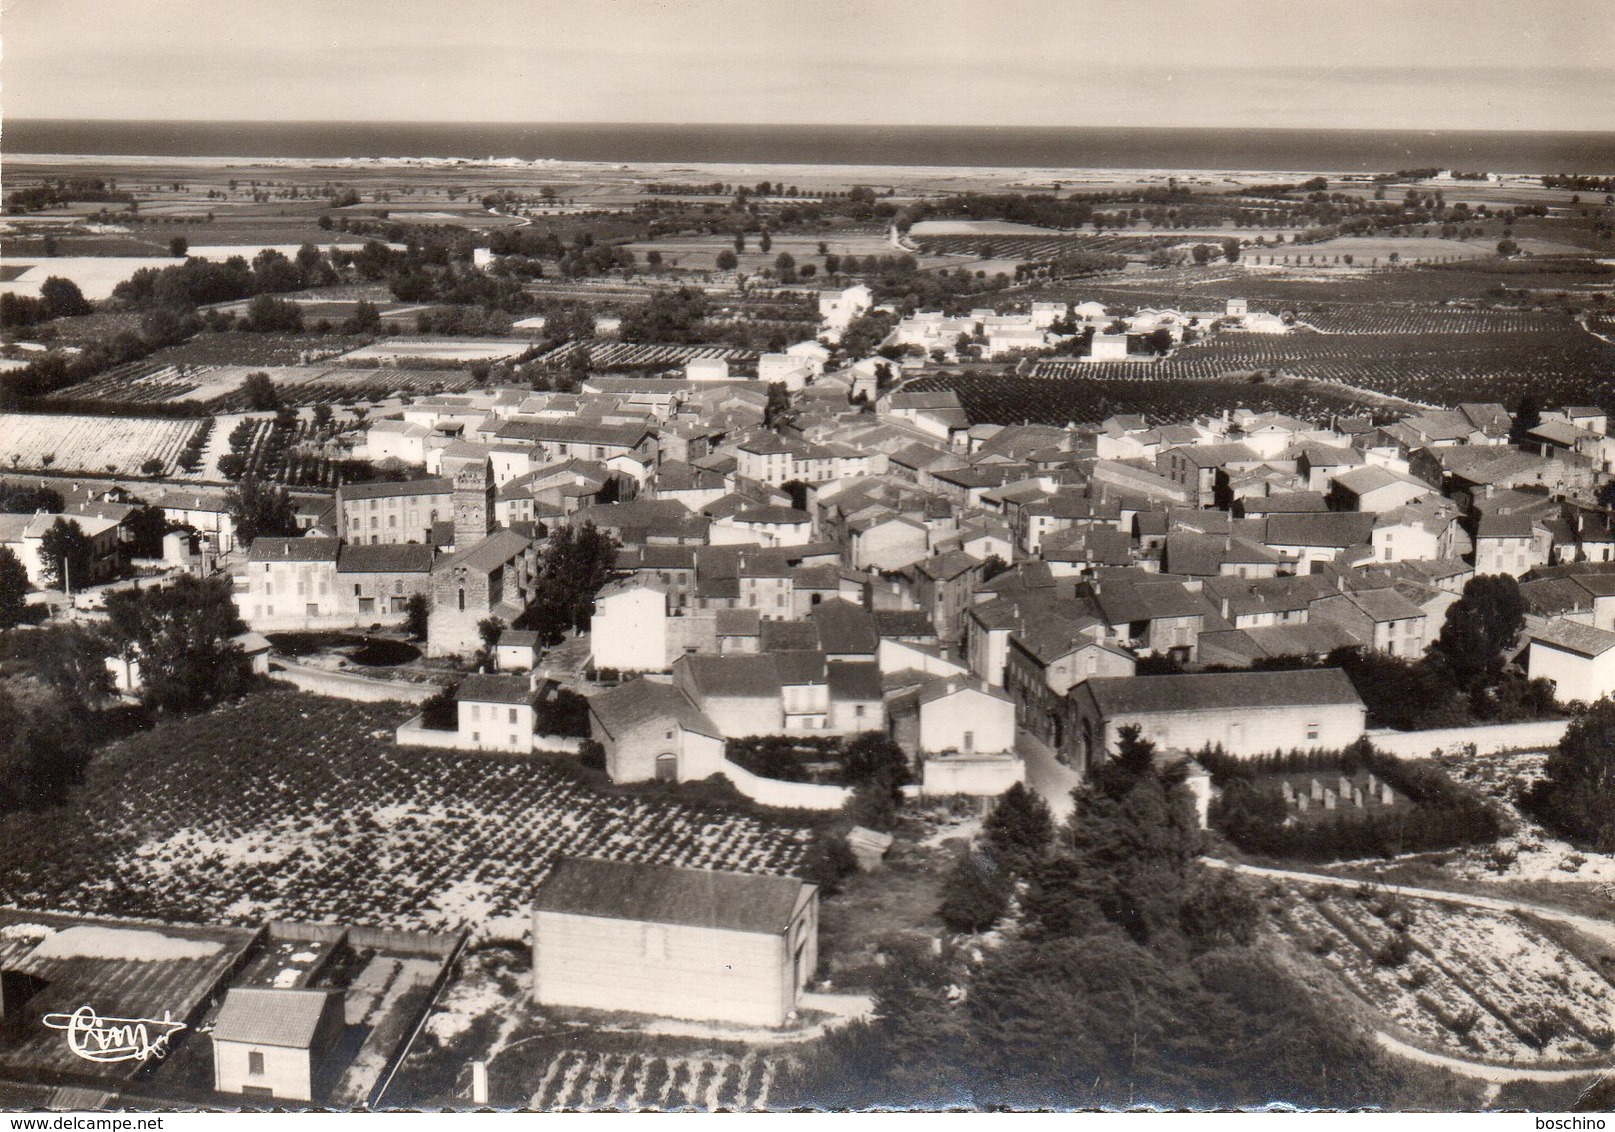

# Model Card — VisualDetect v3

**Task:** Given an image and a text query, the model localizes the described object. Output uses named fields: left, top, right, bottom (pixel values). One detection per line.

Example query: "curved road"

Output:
left=1206, top=858, right=1615, bottom=946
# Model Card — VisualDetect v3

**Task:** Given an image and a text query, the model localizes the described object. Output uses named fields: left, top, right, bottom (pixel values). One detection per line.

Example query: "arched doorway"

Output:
left=654, top=753, right=678, bottom=783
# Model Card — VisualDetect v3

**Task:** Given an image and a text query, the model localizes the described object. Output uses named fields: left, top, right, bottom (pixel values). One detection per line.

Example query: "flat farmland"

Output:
left=0, top=412, right=205, bottom=476
left=622, top=229, right=918, bottom=273
left=1013, top=260, right=1615, bottom=309
left=1015, top=325, right=1615, bottom=410
left=0, top=691, right=813, bottom=940
left=907, top=372, right=1358, bottom=426
left=1246, top=235, right=1570, bottom=265
left=908, top=220, right=1058, bottom=236
left=912, top=233, right=1179, bottom=260
left=333, top=338, right=533, bottom=365
left=541, top=341, right=757, bottom=371
left=336, top=204, right=525, bottom=229
left=63, top=362, right=489, bottom=414
left=144, top=333, right=369, bottom=368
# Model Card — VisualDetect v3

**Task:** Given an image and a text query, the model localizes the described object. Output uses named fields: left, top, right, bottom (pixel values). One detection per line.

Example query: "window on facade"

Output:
left=1306, top=722, right=1320, bottom=741
left=248, top=1051, right=265, bottom=1076
left=508, top=708, right=518, bottom=724
left=458, top=588, right=466, bottom=612
left=963, top=731, right=974, bottom=752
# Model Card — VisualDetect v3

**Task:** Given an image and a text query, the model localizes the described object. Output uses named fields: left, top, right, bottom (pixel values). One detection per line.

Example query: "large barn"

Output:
left=532, top=858, right=817, bottom=1028
left=1065, top=668, right=1367, bottom=769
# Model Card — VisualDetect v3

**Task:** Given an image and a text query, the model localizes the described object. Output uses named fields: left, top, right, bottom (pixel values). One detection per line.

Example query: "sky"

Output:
left=5, top=0, right=1613, bottom=131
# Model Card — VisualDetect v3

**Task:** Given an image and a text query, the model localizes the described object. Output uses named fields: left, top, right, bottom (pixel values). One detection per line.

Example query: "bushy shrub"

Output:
left=939, top=847, right=1011, bottom=933
left=799, top=827, right=859, bottom=897
left=1523, top=696, right=1615, bottom=851
left=576, top=738, right=606, bottom=773
left=421, top=688, right=456, bottom=730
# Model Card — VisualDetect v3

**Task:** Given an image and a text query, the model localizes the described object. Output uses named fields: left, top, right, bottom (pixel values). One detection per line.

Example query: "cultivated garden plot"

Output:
left=63, top=363, right=491, bottom=415
left=1435, top=751, right=1615, bottom=886
left=333, top=338, right=532, bottom=366
left=1298, top=308, right=1571, bottom=335
left=0, top=692, right=812, bottom=940
left=1273, top=883, right=1615, bottom=1066
left=539, top=341, right=758, bottom=371
left=1020, top=324, right=1615, bottom=410
left=912, top=233, right=1179, bottom=260
left=908, top=373, right=1354, bottom=428
left=528, top=1049, right=777, bottom=1111
left=0, top=411, right=205, bottom=476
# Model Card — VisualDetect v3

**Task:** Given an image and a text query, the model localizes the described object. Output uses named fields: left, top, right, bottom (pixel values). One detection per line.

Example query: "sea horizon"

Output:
left=6, top=120, right=1614, bottom=175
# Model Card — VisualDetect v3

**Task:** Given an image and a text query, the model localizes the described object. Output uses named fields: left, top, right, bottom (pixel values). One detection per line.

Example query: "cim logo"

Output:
left=42, top=1005, right=187, bottom=1064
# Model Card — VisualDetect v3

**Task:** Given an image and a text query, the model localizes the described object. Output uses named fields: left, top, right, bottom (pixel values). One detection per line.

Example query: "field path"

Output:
left=1373, top=1032, right=1611, bottom=1085
left=1206, top=858, right=1615, bottom=946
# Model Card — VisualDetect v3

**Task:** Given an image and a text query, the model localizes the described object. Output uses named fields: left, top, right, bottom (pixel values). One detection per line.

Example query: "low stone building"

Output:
left=587, top=678, right=725, bottom=783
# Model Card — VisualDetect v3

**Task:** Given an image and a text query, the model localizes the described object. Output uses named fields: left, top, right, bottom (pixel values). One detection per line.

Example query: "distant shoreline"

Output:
left=8, top=121, right=1613, bottom=175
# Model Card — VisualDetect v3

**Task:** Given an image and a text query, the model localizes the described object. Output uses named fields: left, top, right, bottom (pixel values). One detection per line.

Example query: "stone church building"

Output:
left=428, top=452, right=540, bottom=656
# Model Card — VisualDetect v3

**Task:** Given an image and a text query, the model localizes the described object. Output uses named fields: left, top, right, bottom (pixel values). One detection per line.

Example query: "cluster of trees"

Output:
left=114, top=246, right=333, bottom=311
left=779, top=727, right=1450, bottom=1109
left=1011, top=250, right=1127, bottom=281
left=0, top=277, right=93, bottom=329
left=4, top=177, right=133, bottom=214
left=617, top=287, right=711, bottom=344
left=1541, top=174, right=1615, bottom=193
left=0, top=548, right=32, bottom=630
left=0, top=626, right=106, bottom=810
left=1203, top=740, right=1511, bottom=862
left=1227, top=577, right=1556, bottom=731
left=0, top=574, right=255, bottom=814
left=102, top=575, right=255, bottom=715
left=938, top=782, right=1053, bottom=931
left=391, top=264, right=534, bottom=310
left=223, top=475, right=298, bottom=544
left=1524, top=697, right=1615, bottom=851
left=511, top=523, right=620, bottom=646
left=175, top=417, right=215, bottom=474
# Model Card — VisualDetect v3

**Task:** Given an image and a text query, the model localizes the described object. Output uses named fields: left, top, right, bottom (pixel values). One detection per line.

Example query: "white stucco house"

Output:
left=211, top=987, right=346, bottom=1102
left=590, top=579, right=670, bottom=672
left=1527, top=619, right=1615, bottom=704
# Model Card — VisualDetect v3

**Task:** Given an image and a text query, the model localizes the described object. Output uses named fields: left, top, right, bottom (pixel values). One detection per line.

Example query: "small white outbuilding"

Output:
left=533, top=857, right=818, bottom=1028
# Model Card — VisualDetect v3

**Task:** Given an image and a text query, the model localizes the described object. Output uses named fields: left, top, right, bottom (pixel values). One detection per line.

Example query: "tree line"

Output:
left=778, top=727, right=1465, bottom=1109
